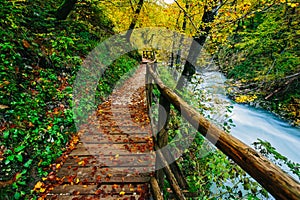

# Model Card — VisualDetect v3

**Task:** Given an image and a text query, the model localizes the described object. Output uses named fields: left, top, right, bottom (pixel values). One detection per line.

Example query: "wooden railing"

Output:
left=143, top=52, right=300, bottom=200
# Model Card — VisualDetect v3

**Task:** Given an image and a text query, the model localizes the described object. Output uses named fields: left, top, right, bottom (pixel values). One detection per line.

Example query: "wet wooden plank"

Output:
left=57, top=166, right=154, bottom=179
left=59, top=174, right=151, bottom=184
left=46, top=194, right=144, bottom=200
left=79, top=135, right=153, bottom=144
left=96, top=121, right=149, bottom=127
left=70, top=143, right=153, bottom=156
left=79, top=127, right=150, bottom=135
left=64, top=155, right=155, bottom=167
left=49, top=183, right=149, bottom=195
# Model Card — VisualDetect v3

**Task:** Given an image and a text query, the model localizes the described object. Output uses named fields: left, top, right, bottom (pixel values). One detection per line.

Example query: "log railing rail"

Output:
left=143, top=51, right=300, bottom=200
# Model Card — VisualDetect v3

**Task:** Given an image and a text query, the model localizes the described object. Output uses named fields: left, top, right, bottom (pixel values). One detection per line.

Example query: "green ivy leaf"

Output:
left=15, top=145, right=25, bottom=153
left=16, top=154, right=23, bottom=162
left=24, top=159, right=32, bottom=168
left=3, top=131, right=9, bottom=139
left=7, top=155, right=14, bottom=161
left=14, top=192, right=20, bottom=199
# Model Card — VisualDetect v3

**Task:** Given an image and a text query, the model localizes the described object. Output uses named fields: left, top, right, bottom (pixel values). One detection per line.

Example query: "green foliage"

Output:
left=167, top=110, right=268, bottom=199
left=216, top=3, right=300, bottom=125
left=254, top=139, right=300, bottom=181
left=153, top=64, right=264, bottom=199
left=0, top=0, right=138, bottom=199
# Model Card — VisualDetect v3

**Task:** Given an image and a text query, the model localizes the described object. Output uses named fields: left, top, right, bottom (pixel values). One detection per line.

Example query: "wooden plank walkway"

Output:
left=46, top=63, right=155, bottom=199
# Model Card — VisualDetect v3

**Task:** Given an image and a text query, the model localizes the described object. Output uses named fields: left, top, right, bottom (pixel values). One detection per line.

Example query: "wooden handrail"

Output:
left=146, top=63, right=300, bottom=200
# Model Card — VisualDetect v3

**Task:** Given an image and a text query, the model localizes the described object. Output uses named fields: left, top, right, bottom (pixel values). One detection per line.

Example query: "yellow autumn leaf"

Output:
left=290, top=3, right=299, bottom=8
left=78, top=160, right=85, bottom=166
left=75, top=178, right=80, bottom=184
left=35, top=181, right=43, bottom=188
left=119, top=191, right=126, bottom=196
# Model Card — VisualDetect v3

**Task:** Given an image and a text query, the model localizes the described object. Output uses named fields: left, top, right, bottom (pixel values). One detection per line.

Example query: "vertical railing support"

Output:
left=145, top=52, right=188, bottom=199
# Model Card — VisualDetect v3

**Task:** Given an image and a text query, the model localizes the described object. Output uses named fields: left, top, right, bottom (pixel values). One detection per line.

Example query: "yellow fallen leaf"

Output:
left=75, top=178, right=80, bottom=184
left=34, top=181, right=43, bottom=190
left=78, top=160, right=85, bottom=166
left=119, top=191, right=126, bottom=196
left=40, top=187, right=46, bottom=193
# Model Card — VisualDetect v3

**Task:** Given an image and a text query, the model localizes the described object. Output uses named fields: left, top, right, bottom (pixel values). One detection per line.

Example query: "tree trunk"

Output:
left=175, top=3, right=189, bottom=67
left=125, top=0, right=144, bottom=42
left=56, top=0, right=77, bottom=20
left=176, top=4, right=217, bottom=90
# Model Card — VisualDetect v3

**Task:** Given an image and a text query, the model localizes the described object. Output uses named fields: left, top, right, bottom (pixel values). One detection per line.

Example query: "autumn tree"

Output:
left=126, top=0, right=145, bottom=41
left=175, top=0, right=220, bottom=89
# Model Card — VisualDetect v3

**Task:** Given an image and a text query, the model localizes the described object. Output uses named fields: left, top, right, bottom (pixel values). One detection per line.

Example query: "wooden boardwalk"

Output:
left=42, top=55, right=300, bottom=200
left=46, top=63, right=155, bottom=199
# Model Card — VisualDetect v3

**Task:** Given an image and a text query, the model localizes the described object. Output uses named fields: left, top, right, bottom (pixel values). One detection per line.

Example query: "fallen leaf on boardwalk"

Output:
left=137, top=185, right=142, bottom=193
left=106, top=174, right=112, bottom=178
left=112, top=184, right=118, bottom=189
left=75, top=178, right=80, bottom=184
left=78, top=160, right=85, bottom=166
left=67, top=175, right=76, bottom=183
left=96, top=175, right=101, bottom=181
left=34, top=181, right=43, bottom=190
left=95, top=189, right=103, bottom=195
left=72, top=190, right=80, bottom=195
left=56, top=163, right=61, bottom=169
left=73, top=166, right=79, bottom=171
left=119, top=191, right=126, bottom=196
left=39, top=187, right=46, bottom=193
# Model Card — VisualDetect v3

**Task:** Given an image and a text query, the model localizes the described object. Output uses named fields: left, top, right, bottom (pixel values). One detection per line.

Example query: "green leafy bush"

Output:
left=0, top=0, right=138, bottom=199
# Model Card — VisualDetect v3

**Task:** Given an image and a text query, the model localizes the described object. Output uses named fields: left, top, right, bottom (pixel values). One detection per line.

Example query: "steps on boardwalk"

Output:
left=47, top=183, right=150, bottom=199
left=46, top=65, right=154, bottom=199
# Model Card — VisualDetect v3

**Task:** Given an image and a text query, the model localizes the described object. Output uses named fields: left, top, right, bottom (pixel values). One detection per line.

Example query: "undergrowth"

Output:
left=0, top=0, right=139, bottom=199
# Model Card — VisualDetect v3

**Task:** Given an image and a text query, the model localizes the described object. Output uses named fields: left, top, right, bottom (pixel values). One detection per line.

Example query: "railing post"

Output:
left=150, top=177, right=164, bottom=200
left=146, top=54, right=188, bottom=199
